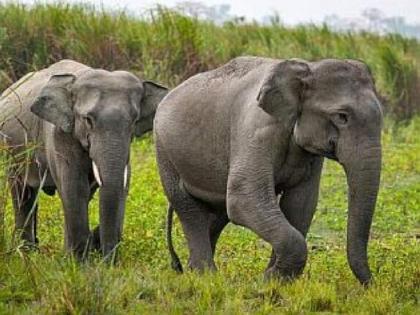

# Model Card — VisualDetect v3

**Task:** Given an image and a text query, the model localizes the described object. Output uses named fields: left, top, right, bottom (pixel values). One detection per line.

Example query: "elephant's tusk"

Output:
left=92, top=161, right=102, bottom=187
left=124, top=165, right=128, bottom=189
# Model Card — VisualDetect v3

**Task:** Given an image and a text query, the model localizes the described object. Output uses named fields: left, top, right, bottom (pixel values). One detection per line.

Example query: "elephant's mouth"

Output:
left=294, top=136, right=338, bottom=161
left=324, top=138, right=338, bottom=161
left=309, top=145, right=338, bottom=161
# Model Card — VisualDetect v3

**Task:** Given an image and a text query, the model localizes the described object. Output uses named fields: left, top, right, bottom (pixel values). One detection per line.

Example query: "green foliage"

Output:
left=0, top=2, right=419, bottom=120
left=0, top=2, right=419, bottom=313
left=377, top=45, right=419, bottom=120
left=0, top=118, right=419, bottom=314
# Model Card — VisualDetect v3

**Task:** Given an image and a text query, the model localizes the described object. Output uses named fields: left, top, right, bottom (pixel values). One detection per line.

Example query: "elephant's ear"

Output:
left=31, top=73, right=75, bottom=133
left=135, top=81, right=168, bottom=137
left=257, top=59, right=312, bottom=131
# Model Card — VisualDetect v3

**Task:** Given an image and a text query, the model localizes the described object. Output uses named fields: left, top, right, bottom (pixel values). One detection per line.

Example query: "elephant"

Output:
left=154, top=56, right=383, bottom=285
left=0, top=60, right=168, bottom=259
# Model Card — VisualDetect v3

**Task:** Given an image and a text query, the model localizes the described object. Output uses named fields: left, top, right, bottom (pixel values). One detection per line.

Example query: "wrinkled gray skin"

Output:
left=0, top=60, right=167, bottom=259
left=155, top=57, right=382, bottom=285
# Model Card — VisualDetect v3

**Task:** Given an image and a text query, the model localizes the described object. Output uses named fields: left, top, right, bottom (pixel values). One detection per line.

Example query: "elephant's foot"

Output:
left=18, top=238, right=40, bottom=252
left=86, top=226, right=120, bottom=264
left=64, top=232, right=93, bottom=262
left=263, top=256, right=306, bottom=282
left=188, top=258, right=217, bottom=273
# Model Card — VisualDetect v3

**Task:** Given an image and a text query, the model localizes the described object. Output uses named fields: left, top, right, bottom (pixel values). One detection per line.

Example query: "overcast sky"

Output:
left=10, top=0, right=420, bottom=25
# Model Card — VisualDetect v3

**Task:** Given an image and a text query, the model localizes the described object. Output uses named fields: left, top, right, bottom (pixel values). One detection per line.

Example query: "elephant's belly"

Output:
left=24, top=159, right=56, bottom=189
left=158, top=125, right=229, bottom=207
left=167, top=143, right=229, bottom=210
left=174, top=154, right=228, bottom=201
left=182, top=180, right=227, bottom=211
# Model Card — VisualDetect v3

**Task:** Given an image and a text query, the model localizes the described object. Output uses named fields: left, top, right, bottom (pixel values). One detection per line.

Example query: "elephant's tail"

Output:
left=166, top=203, right=183, bottom=273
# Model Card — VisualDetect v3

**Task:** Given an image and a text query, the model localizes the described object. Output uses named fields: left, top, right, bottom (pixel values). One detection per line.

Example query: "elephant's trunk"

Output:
left=340, top=141, right=381, bottom=285
left=91, top=137, right=130, bottom=259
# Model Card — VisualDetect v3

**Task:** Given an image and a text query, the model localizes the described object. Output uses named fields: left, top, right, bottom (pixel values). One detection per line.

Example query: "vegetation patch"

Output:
left=0, top=2, right=419, bottom=120
left=0, top=3, right=419, bottom=314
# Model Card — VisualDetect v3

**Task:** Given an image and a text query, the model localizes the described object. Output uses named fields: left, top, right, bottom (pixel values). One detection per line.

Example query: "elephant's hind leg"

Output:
left=10, top=180, right=39, bottom=246
left=175, top=201, right=217, bottom=272
left=156, top=145, right=216, bottom=272
left=209, top=211, right=229, bottom=256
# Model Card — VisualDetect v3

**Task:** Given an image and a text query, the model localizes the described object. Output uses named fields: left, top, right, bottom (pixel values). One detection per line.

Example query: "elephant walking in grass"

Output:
left=0, top=60, right=167, bottom=259
left=155, top=57, right=382, bottom=285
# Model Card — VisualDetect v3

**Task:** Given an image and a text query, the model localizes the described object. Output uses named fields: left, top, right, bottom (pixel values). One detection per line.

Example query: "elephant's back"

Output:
left=0, top=61, right=83, bottom=121
left=0, top=60, right=88, bottom=106
left=46, top=59, right=88, bottom=75
left=155, top=56, right=278, bottom=132
left=154, top=56, right=280, bottom=153
left=0, top=60, right=90, bottom=139
left=0, top=70, right=49, bottom=141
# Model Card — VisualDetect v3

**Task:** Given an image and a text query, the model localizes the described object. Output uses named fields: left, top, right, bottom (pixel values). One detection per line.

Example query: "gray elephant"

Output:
left=0, top=60, right=167, bottom=259
left=155, top=57, right=382, bottom=285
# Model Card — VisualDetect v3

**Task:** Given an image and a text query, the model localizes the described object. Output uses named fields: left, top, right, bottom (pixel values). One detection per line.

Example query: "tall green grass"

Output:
left=0, top=3, right=419, bottom=313
left=0, top=2, right=419, bottom=120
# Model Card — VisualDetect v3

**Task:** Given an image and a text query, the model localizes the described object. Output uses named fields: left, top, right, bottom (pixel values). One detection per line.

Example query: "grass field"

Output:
left=0, top=117, right=419, bottom=314
left=0, top=2, right=419, bottom=314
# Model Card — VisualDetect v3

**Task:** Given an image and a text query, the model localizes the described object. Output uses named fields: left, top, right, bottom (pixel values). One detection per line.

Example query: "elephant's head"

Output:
left=258, top=59, right=382, bottom=284
left=30, top=68, right=168, bottom=257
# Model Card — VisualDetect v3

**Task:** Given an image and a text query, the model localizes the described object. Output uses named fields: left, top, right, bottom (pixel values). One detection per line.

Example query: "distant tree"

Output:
left=362, top=8, right=386, bottom=33
left=325, top=8, right=420, bottom=39
left=174, top=1, right=234, bottom=24
left=261, top=11, right=282, bottom=26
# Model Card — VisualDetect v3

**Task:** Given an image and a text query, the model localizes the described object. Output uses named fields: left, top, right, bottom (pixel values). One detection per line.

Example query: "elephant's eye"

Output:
left=332, top=112, right=348, bottom=126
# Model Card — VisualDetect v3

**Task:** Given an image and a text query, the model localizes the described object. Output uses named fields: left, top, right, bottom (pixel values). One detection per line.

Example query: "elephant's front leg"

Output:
left=267, top=158, right=323, bottom=271
left=59, top=170, right=91, bottom=259
left=52, top=138, right=91, bottom=259
left=227, top=163, right=308, bottom=280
